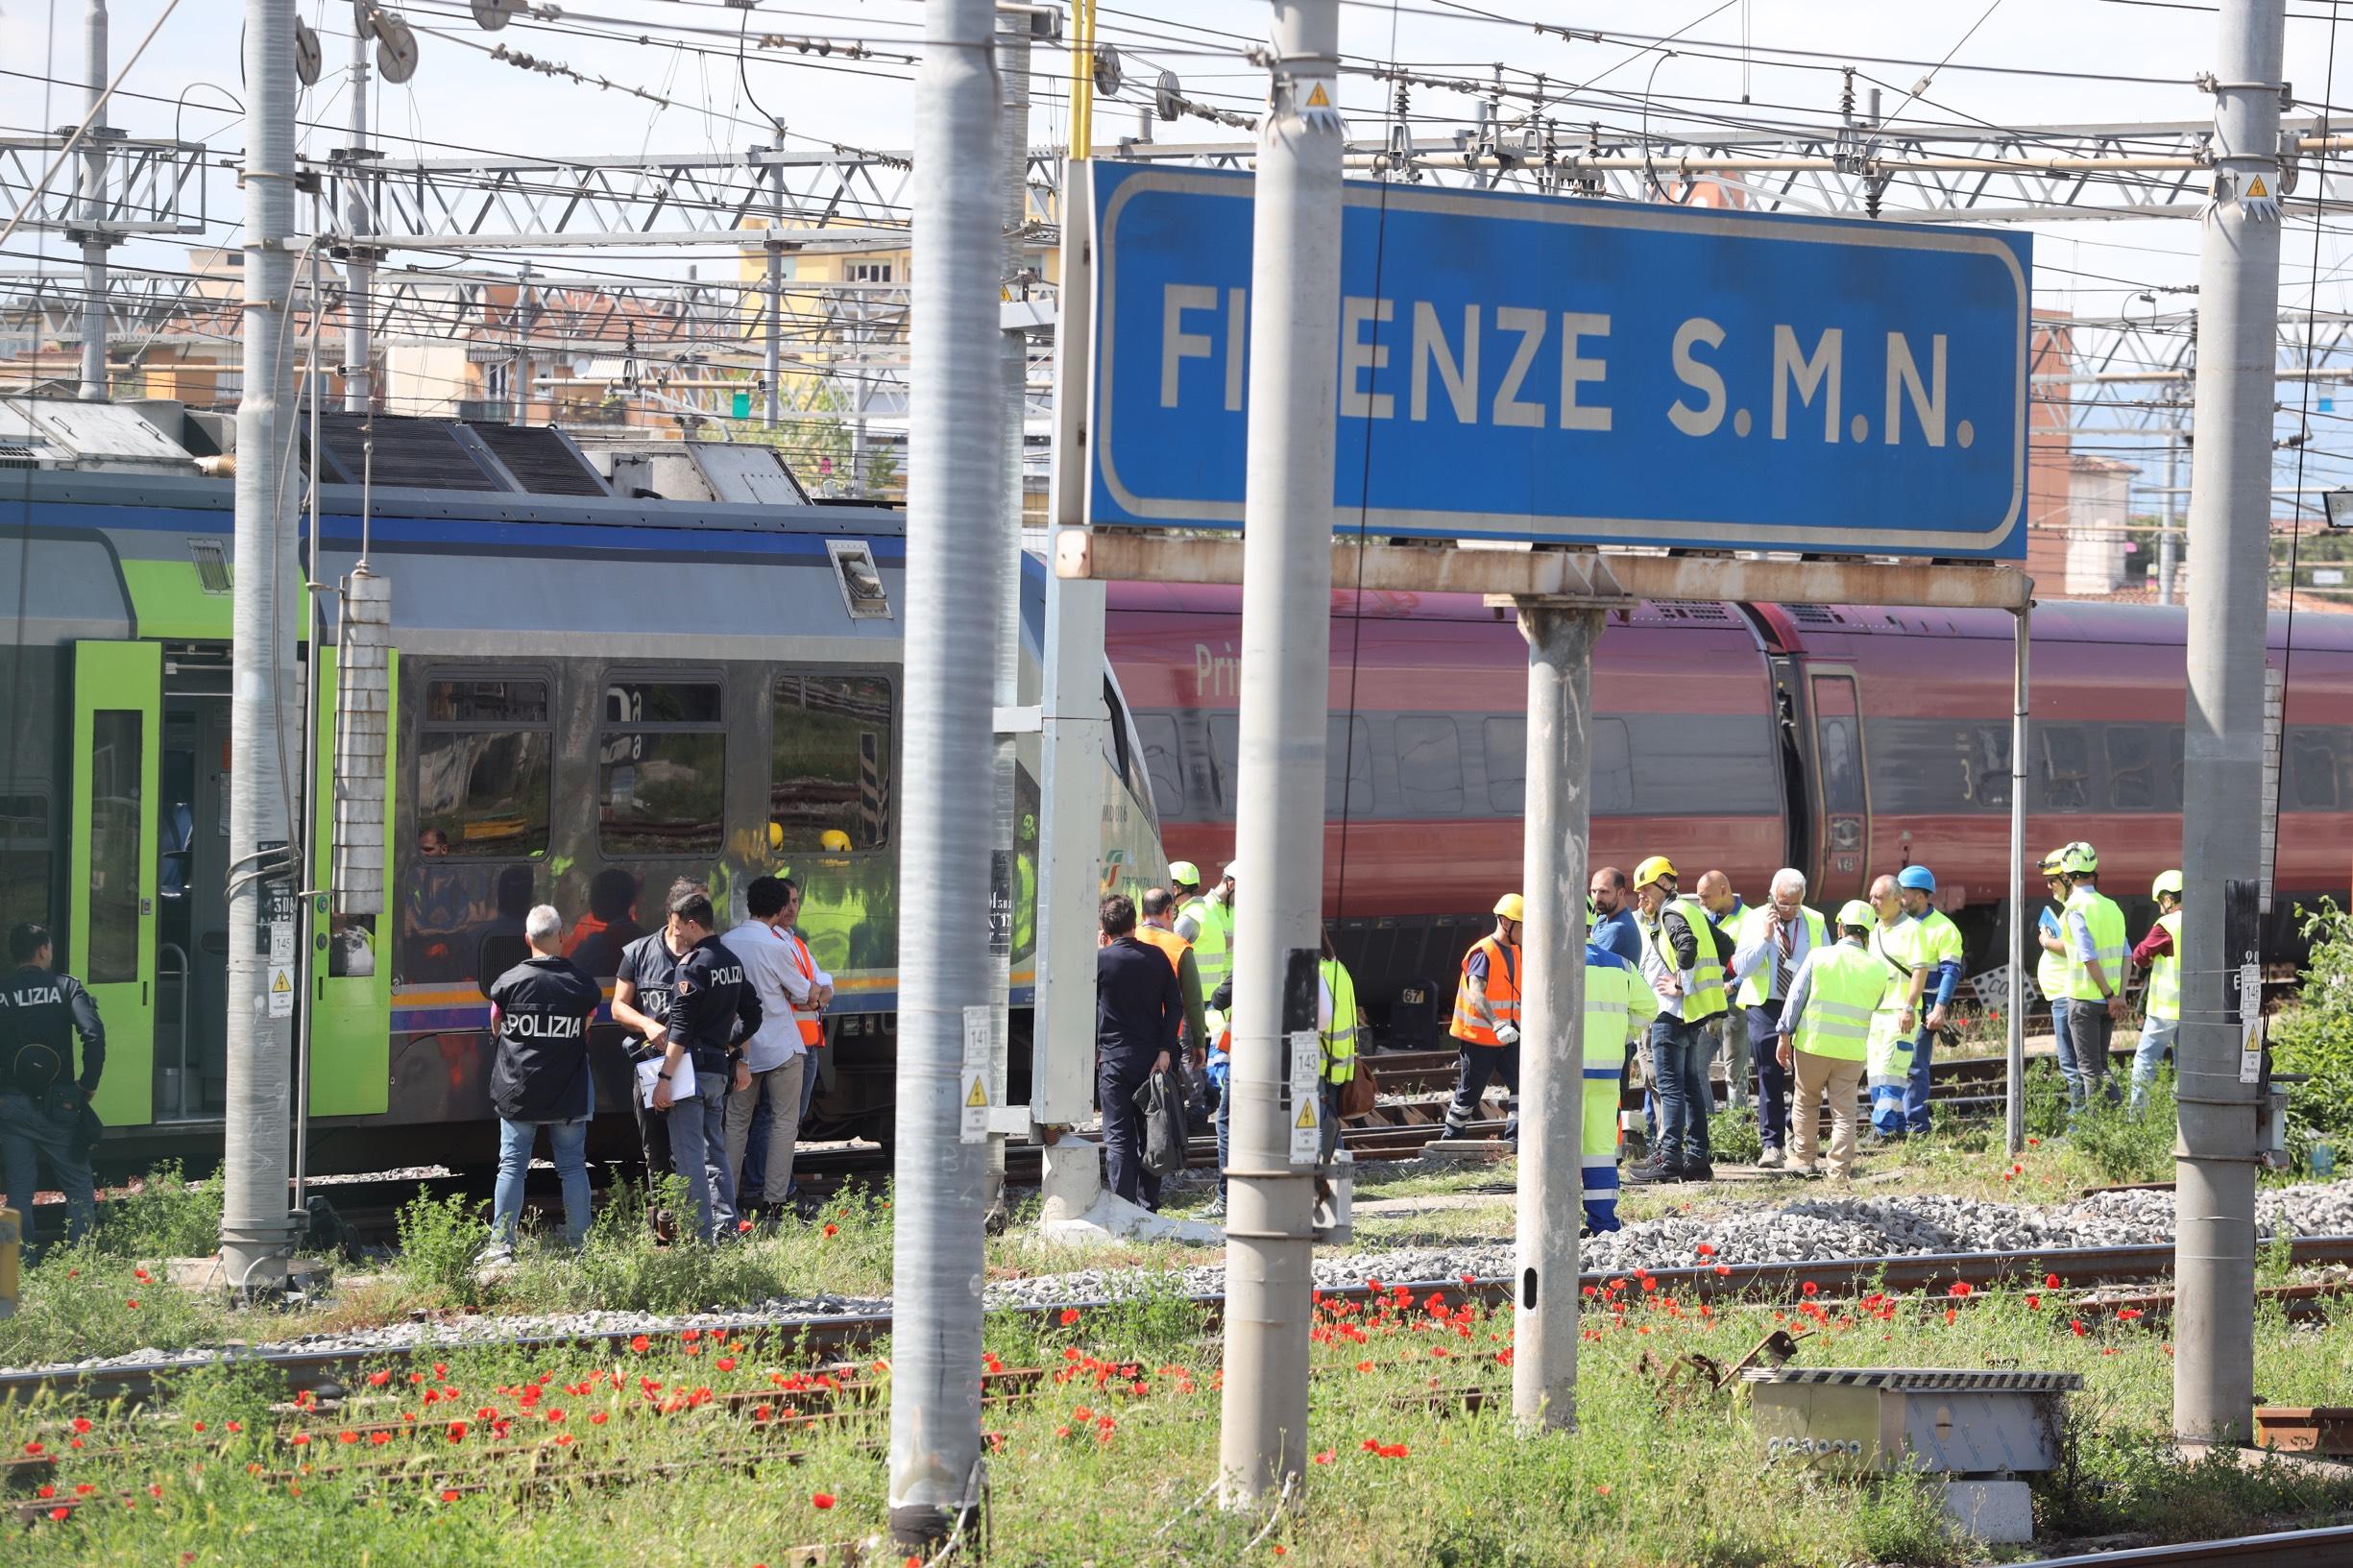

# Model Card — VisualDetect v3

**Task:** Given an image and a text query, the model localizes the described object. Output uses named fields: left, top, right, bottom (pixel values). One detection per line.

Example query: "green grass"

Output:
left=11, top=1275, right=2353, bottom=1566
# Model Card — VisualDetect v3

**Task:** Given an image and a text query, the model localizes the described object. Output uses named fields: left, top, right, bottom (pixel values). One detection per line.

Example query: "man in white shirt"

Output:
left=722, top=876, right=831, bottom=1213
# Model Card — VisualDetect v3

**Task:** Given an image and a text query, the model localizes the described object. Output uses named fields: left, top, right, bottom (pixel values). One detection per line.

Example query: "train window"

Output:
left=0, top=791, right=50, bottom=940
left=1394, top=716, right=1462, bottom=815
left=1811, top=677, right=1865, bottom=817
left=2169, top=726, right=2185, bottom=804
left=1485, top=717, right=1524, bottom=813
left=2038, top=727, right=2091, bottom=809
left=599, top=676, right=725, bottom=856
left=1207, top=713, right=1239, bottom=814
left=1132, top=712, right=1185, bottom=819
left=1963, top=727, right=2011, bottom=810
left=771, top=673, right=894, bottom=851
left=1595, top=718, right=1635, bottom=813
left=85, top=712, right=142, bottom=984
left=2105, top=727, right=2155, bottom=810
left=417, top=676, right=551, bottom=857
left=1329, top=715, right=1373, bottom=816
left=2291, top=731, right=2342, bottom=808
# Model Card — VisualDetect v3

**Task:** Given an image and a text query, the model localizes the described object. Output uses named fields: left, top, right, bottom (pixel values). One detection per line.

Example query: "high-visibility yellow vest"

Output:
left=1642, top=895, right=1728, bottom=1022
left=1583, top=949, right=1654, bottom=1206
left=2064, top=886, right=2128, bottom=1003
left=1319, top=957, right=1358, bottom=1085
left=2147, top=908, right=2182, bottom=1022
left=1731, top=903, right=1828, bottom=1008
left=1799, top=942, right=1890, bottom=1064
left=1450, top=934, right=1522, bottom=1046
left=1867, top=917, right=1922, bottom=1084
left=1179, top=896, right=1230, bottom=991
left=2036, top=903, right=2072, bottom=1002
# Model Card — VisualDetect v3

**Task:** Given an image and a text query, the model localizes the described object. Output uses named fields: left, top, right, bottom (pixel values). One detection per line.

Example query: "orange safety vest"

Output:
left=1133, top=924, right=1189, bottom=976
left=1450, top=934, right=1522, bottom=1048
left=782, top=928, right=825, bottom=1048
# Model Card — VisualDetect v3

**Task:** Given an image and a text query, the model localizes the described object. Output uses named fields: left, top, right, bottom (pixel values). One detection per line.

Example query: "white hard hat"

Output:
left=1221, top=861, right=1241, bottom=881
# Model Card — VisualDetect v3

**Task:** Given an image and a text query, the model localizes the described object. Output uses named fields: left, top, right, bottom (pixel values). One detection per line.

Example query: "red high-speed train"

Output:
left=1107, top=588, right=2353, bottom=1049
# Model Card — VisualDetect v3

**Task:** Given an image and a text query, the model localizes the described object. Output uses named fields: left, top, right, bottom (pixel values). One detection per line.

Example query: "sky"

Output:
left=2, top=0, right=2350, bottom=491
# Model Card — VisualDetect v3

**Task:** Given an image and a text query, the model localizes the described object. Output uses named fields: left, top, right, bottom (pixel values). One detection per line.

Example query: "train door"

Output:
left=1807, top=668, right=1870, bottom=903
left=158, top=645, right=232, bottom=1121
left=68, top=641, right=160, bottom=1129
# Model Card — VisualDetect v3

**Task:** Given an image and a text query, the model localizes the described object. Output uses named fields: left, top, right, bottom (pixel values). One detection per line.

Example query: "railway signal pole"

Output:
left=887, top=0, right=1002, bottom=1553
left=220, top=0, right=303, bottom=1288
left=1219, top=0, right=1341, bottom=1505
left=2175, top=0, right=2284, bottom=1446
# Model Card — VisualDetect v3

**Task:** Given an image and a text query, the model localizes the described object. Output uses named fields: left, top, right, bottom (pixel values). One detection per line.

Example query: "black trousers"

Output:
left=1446, top=1042, right=1521, bottom=1140
left=1098, top=1053, right=1162, bottom=1210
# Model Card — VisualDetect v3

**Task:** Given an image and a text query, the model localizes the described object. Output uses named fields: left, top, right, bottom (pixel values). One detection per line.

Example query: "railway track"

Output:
left=12, top=1234, right=2353, bottom=1408
left=2033, top=1523, right=2353, bottom=1565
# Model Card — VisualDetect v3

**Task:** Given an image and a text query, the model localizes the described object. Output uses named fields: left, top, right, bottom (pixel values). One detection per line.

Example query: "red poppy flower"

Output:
left=74, top=1484, right=93, bottom=1496
left=2046, top=1272, right=2061, bottom=1290
left=370, top=1432, right=391, bottom=1446
left=1801, top=1282, right=1818, bottom=1298
left=2070, top=1319, right=2088, bottom=1337
left=124, top=1299, right=138, bottom=1310
left=1695, top=1243, right=1715, bottom=1258
left=823, top=1223, right=839, bottom=1238
left=288, top=1434, right=310, bottom=1447
left=2119, top=1308, right=2145, bottom=1322
left=590, top=1412, right=609, bottom=1425
left=46, top=1508, right=68, bottom=1522
left=812, top=1492, right=837, bottom=1509
left=2026, top=1294, right=2042, bottom=1310
left=1355, top=1360, right=1373, bottom=1373
left=1059, top=1307, right=1080, bottom=1326
left=434, top=1363, right=449, bottom=1379
left=630, top=1335, right=651, bottom=1354
left=441, top=1489, right=460, bottom=1503
left=1713, top=1264, right=1733, bottom=1276
left=1313, top=1450, right=1335, bottom=1465
left=716, top=1357, right=737, bottom=1372
left=1948, top=1282, right=1973, bottom=1298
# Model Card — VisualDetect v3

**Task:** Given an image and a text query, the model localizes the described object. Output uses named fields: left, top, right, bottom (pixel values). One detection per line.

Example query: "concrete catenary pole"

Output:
left=2005, top=607, right=2030, bottom=1156
left=1219, top=0, right=1341, bottom=1505
left=221, top=0, right=303, bottom=1285
left=2175, top=0, right=2283, bottom=1446
left=981, top=10, right=1035, bottom=1218
left=75, top=0, right=110, bottom=400
left=342, top=17, right=374, bottom=414
left=1511, top=604, right=1598, bottom=1430
left=887, top=0, right=1001, bottom=1553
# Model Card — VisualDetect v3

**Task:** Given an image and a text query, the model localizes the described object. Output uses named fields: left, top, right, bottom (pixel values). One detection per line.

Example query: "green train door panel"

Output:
left=70, top=640, right=160, bottom=1128
left=307, top=645, right=395, bottom=1116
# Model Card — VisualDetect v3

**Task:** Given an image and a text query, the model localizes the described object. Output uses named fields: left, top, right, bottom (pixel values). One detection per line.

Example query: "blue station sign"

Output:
left=1084, top=161, right=2032, bottom=560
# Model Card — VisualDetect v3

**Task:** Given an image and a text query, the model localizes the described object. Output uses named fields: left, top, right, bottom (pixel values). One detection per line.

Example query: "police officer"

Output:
left=649, top=891, right=762, bottom=1241
left=2128, top=870, right=2184, bottom=1112
left=612, top=876, right=702, bottom=1231
left=0, top=923, right=102, bottom=1252
left=1584, top=904, right=1659, bottom=1232
left=1893, top=866, right=1965, bottom=1135
left=485, top=905, right=602, bottom=1258
left=1444, top=894, right=1525, bottom=1143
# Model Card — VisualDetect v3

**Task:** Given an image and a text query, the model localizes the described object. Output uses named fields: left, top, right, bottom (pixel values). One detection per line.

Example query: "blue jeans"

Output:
left=0, top=1090, right=94, bottom=1254
left=1650, top=1015, right=1712, bottom=1167
left=1207, top=1057, right=1230, bottom=1196
left=667, top=1075, right=739, bottom=1241
left=493, top=1117, right=592, bottom=1245
left=1747, top=1006, right=1790, bottom=1150
left=2131, top=1015, right=2178, bottom=1111
left=2049, top=997, right=2078, bottom=1108
left=1903, top=1023, right=1936, bottom=1135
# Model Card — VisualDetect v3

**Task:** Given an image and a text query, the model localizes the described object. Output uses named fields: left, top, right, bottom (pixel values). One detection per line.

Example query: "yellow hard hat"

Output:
left=2152, top=869, right=2183, bottom=900
left=2061, top=841, right=2099, bottom=876
left=1169, top=860, right=1201, bottom=887
left=2038, top=847, right=2069, bottom=877
left=1634, top=855, right=1678, bottom=889
left=820, top=829, right=853, bottom=852
left=1493, top=893, right=1526, bottom=922
left=768, top=821, right=785, bottom=851
left=1836, top=899, right=1875, bottom=931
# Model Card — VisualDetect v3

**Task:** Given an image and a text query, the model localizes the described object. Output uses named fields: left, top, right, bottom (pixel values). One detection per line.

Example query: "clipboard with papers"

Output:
left=635, top=1055, right=694, bottom=1108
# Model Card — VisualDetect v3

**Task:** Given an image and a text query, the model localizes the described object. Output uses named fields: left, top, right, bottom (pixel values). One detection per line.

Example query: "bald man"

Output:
left=1695, top=871, right=1749, bottom=1114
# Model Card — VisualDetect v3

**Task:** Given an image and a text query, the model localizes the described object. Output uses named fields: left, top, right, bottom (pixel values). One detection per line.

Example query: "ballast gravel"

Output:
left=13, top=1179, right=2350, bottom=1377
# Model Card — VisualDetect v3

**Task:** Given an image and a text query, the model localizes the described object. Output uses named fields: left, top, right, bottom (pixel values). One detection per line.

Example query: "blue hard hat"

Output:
left=1897, top=865, right=1936, bottom=893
